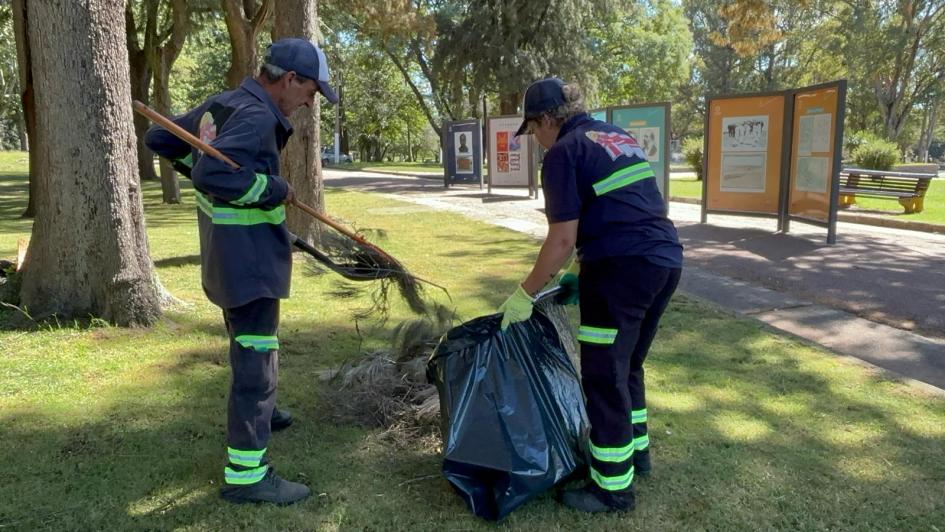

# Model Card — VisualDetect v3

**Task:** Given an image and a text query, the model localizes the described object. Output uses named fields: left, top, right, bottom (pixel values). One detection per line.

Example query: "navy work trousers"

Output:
left=577, top=256, right=681, bottom=493
left=221, top=297, right=280, bottom=485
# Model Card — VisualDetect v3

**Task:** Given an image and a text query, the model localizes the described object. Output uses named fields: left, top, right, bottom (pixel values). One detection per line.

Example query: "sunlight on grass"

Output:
left=126, top=486, right=207, bottom=517
left=713, top=412, right=773, bottom=442
left=649, top=391, right=703, bottom=413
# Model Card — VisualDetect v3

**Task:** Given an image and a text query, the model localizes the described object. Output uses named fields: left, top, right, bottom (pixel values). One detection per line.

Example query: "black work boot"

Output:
left=271, top=407, right=293, bottom=432
left=220, top=468, right=311, bottom=506
left=634, top=450, right=651, bottom=477
left=559, top=483, right=635, bottom=513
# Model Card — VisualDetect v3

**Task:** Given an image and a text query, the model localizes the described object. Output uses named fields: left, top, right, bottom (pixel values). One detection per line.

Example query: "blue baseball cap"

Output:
left=514, top=77, right=567, bottom=136
left=265, top=38, right=339, bottom=104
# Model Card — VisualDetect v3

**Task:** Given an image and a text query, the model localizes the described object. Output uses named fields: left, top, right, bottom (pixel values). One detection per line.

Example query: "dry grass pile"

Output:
left=316, top=296, right=580, bottom=448
left=316, top=304, right=457, bottom=443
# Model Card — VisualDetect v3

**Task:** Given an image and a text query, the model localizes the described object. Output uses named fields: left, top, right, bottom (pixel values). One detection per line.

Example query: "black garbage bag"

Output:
left=426, top=302, right=590, bottom=521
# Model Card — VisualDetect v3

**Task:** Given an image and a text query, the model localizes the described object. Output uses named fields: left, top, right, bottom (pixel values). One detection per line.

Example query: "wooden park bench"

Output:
left=838, top=167, right=937, bottom=214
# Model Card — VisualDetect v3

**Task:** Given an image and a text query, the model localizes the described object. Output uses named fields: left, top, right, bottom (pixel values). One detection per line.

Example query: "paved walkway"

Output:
left=324, top=169, right=945, bottom=393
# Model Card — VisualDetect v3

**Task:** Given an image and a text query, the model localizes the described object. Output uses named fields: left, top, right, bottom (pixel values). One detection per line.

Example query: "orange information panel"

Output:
left=788, top=83, right=845, bottom=223
left=704, top=94, right=785, bottom=216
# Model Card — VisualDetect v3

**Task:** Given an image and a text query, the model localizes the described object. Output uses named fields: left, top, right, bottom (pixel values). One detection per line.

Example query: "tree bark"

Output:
left=18, top=0, right=160, bottom=327
left=499, top=92, right=520, bottom=115
left=145, top=0, right=190, bottom=204
left=338, top=82, right=350, bottom=154
left=222, top=0, right=273, bottom=88
left=918, top=97, right=940, bottom=162
left=273, top=0, right=323, bottom=243
left=126, top=2, right=158, bottom=182
left=12, top=0, right=36, bottom=218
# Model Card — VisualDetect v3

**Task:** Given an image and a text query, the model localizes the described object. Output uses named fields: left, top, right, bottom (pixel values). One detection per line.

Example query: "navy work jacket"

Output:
left=541, top=113, right=683, bottom=268
left=145, top=78, right=293, bottom=309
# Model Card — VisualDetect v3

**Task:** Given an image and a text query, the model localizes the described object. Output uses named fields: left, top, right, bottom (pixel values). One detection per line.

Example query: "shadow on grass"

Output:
left=154, top=255, right=202, bottom=268
left=2, top=298, right=944, bottom=529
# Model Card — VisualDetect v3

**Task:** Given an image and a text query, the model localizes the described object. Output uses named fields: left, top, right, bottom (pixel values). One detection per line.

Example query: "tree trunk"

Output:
left=273, top=0, right=323, bottom=243
left=153, top=63, right=181, bottom=204
left=18, top=0, right=160, bottom=327
left=338, top=82, right=349, bottom=154
left=918, top=98, right=940, bottom=162
left=126, top=3, right=157, bottom=182
left=12, top=0, right=36, bottom=218
left=222, top=0, right=273, bottom=89
left=406, top=127, right=412, bottom=162
left=146, top=0, right=190, bottom=204
left=15, top=112, right=27, bottom=152
left=499, top=92, right=519, bottom=115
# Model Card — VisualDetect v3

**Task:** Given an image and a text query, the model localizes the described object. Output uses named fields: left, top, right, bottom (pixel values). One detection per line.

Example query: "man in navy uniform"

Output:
left=498, top=78, right=683, bottom=513
left=145, top=38, right=338, bottom=505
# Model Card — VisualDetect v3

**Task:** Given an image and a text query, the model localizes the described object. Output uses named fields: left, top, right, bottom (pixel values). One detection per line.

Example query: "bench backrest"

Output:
left=839, top=168, right=935, bottom=194
left=893, top=164, right=938, bottom=175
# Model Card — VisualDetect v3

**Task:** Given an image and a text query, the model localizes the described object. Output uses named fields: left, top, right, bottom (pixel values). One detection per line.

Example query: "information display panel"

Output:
left=610, top=103, right=670, bottom=199
left=486, top=116, right=536, bottom=187
left=443, top=119, right=482, bottom=186
left=788, top=82, right=846, bottom=229
left=704, top=94, right=786, bottom=217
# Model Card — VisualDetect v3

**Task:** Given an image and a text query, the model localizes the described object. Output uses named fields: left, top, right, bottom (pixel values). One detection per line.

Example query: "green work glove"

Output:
left=498, top=284, right=535, bottom=330
left=556, top=258, right=580, bottom=305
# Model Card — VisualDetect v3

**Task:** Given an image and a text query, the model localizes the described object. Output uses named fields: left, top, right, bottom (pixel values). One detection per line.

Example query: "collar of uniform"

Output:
left=239, top=77, right=294, bottom=135
left=556, top=112, right=592, bottom=142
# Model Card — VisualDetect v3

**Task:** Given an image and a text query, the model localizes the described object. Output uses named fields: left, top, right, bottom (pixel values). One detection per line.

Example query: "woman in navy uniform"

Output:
left=498, top=77, right=683, bottom=513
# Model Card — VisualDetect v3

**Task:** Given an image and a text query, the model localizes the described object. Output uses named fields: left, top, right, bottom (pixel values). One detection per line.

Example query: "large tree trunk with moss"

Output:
left=18, top=0, right=160, bottom=327
left=222, top=0, right=273, bottom=88
left=12, top=0, right=36, bottom=218
left=273, top=0, right=323, bottom=243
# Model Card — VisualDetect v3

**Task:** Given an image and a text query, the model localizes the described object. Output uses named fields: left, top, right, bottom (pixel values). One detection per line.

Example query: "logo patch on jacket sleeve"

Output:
left=585, top=130, right=647, bottom=161
left=199, top=112, right=217, bottom=143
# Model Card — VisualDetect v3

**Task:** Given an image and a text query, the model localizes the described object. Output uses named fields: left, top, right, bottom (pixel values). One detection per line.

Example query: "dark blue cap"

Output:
left=265, top=38, right=338, bottom=104
left=515, top=77, right=566, bottom=136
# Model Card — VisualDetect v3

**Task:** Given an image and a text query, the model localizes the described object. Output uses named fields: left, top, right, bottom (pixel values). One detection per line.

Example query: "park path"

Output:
left=323, top=169, right=945, bottom=393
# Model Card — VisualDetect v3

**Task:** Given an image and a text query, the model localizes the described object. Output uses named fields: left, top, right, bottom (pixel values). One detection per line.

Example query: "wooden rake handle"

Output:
left=132, top=100, right=380, bottom=250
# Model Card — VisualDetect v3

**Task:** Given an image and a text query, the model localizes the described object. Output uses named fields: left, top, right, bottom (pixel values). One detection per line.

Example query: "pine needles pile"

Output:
left=315, top=304, right=457, bottom=444
left=315, top=298, right=579, bottom=446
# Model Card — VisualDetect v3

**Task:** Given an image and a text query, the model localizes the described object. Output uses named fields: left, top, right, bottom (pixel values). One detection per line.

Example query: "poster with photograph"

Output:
left=721, top=153, right=767, bottom=192
left=795, top=156, right=829, bottom=193
left=488, top=116, right=531, bottom=186
left=722, top=115, right=769, bottom=152
left=626, top=127, right=661, bottom=162
left=454, top=131, right=473, bottom=174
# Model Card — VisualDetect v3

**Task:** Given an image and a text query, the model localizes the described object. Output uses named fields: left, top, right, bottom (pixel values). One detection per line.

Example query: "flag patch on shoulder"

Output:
left=585, top=130, right=647, bottom=161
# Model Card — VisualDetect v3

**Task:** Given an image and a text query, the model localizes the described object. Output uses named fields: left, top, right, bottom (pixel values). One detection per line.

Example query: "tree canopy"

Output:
left=0, top=0, right=943, bottom=163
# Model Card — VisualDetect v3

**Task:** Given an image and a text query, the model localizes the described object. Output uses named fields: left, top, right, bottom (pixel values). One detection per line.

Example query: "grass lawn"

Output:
left=329, top=161, right=444, bottom=175
left=669, top=174, right=945, bottom=226
left=669, top=176, right=703, bottom=200
left=2, top=151, right=944, bottom=529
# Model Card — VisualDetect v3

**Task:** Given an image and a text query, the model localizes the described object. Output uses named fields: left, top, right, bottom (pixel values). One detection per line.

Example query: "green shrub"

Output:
left=844, top=130, right=882, bottom=157
left=850, top=137, right=900, bottom=170
left=682, top=137, right=704, bottom=179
